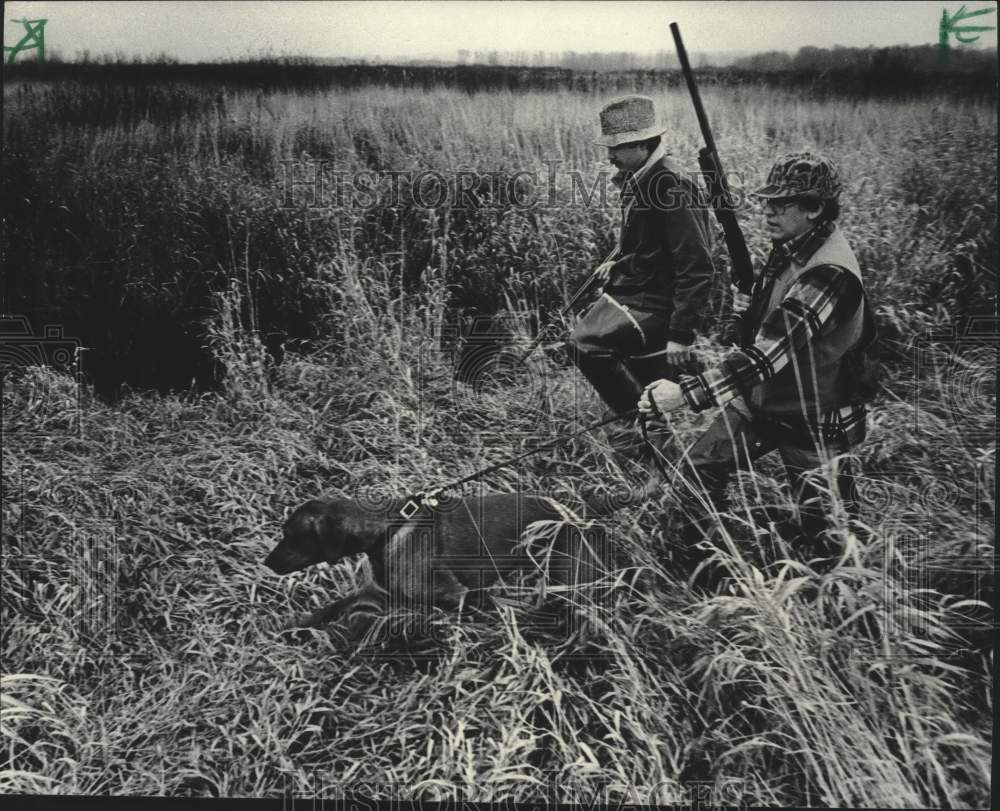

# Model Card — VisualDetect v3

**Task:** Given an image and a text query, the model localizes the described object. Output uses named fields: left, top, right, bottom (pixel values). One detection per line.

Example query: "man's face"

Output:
left=607, top=142, right=650, bottom=174
left=760, top=197, right=822, bottom=243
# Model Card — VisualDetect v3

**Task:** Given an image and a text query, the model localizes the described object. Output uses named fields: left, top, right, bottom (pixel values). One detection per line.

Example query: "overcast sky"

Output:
left=4, top=1, right=997, bottom=62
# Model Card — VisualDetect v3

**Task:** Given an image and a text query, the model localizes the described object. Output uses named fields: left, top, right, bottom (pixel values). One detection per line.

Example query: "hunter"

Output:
left=568, top=94, right=715, bottom=418
left=640, top=152, right=871, bottom=573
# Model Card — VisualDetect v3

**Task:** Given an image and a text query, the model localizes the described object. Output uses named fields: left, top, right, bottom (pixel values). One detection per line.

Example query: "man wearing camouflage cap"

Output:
left=640, top=152, right=873, bottom=578
left=568, top=94, right=715, bottom=419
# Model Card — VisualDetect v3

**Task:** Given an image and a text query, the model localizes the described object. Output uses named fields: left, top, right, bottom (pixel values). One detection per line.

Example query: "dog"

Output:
left=264, top=490, right=637, bottom=642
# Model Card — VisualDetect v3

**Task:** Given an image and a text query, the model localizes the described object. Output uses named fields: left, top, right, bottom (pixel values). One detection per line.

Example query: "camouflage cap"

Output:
left=753, top=152, right=843, bottom=199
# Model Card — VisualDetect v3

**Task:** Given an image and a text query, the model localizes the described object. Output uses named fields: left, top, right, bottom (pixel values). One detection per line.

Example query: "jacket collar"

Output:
left=633, top=140, right=667, bottom=184
left=772, top=220, right=835, bottom=268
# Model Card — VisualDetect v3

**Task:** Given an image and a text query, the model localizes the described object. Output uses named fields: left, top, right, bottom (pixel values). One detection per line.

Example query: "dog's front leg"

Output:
left=285, top=581, right=389, bottom=631
left=284, top=594, right=356, bottom=630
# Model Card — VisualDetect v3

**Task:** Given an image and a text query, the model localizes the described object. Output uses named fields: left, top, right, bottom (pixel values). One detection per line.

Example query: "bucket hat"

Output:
left=594, top=95, right=667, bottom=147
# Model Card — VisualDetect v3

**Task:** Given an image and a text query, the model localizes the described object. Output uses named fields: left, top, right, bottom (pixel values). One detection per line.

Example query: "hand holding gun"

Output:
left=731, top=284, right=751, bottom=313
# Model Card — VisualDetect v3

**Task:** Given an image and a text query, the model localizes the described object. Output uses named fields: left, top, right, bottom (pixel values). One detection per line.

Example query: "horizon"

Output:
left=4, top=1, right=997, bottom=65
left=6, top=43, right=997, bottom=69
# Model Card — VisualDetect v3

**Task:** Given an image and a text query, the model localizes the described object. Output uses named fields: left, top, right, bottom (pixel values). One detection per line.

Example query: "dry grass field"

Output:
left=1, top=74, right=996, bottom=805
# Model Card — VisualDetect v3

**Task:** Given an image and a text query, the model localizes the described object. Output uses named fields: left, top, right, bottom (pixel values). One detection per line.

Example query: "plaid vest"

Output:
left=748, top=226, right=864, bottom=417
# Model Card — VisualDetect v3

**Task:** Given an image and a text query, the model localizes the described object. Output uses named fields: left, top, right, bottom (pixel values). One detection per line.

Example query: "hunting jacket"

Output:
left=603, top=146, right=715, bottom=345
left=681, top=221, right=867, bottom=436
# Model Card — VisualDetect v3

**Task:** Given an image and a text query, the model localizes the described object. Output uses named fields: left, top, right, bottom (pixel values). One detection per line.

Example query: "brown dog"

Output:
left=264, top=492, right=621, bottom=640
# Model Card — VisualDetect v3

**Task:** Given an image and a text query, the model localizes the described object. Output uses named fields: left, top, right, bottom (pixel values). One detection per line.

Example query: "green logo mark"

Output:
left=939, top=5, right=996, bottom=51
left=4, top=17, right=47, bottom=64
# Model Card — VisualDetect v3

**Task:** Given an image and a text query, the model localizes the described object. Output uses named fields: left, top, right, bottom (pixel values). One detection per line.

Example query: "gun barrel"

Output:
left=520, top=247, right=617, bottom=362
left=671, top=22, right=755, bottom=303
left=563, top=247, right=617, bottom=312
left=670, top=23, right=717, bottom=155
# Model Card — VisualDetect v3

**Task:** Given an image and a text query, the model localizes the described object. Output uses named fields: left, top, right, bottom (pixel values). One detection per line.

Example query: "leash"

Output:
left=638, top=413, right=672, bottom=483
left=399, top=407, right=640, bottom=518
left=637, top=384, right=674, bottom=483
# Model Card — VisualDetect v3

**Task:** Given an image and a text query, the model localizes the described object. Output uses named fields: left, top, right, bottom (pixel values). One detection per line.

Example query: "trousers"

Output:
left=671, top=399, right=863, bottom=575
left=567, top=294, right=680, bottom=415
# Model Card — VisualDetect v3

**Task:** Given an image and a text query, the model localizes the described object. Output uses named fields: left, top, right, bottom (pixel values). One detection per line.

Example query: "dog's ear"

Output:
left=315, top=512, right=349, bottom=564
left=265, top=501, right=339, bottom=574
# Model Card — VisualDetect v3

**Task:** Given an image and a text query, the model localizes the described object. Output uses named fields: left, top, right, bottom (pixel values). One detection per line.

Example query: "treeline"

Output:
left=455, top=44, right=998, bottom=73
left=733, top=43, right=998, bottom=73
left=4, top=57, right=996, bottom=97
left=8, top=42, right=997, bottom=74
left=456, top=49, right=686, bottom=69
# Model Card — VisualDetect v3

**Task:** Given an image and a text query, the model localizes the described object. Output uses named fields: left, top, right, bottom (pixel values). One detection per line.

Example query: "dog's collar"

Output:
left=399, top=488, right=442, bottom=519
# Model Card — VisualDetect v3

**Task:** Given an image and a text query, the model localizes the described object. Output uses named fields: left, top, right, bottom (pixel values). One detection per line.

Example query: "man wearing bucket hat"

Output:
left=567, top=94, right=715, bottom=421
left=640, top=152, right=872, bottom=577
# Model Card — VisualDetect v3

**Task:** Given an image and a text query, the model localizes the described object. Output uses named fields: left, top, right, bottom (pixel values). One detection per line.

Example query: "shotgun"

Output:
left=670, top=22, right=755, bottom=344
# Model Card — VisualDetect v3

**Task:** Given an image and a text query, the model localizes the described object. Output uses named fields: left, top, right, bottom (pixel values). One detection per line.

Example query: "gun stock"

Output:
left=519, top=248, right=616, bottom=363
left=670, top=23, right=754, bottom=297
left=562, top=262, right=605, bottom=314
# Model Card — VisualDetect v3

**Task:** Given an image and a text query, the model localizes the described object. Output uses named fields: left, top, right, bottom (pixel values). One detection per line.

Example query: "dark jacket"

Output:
left=603, top=155, right=716, bottom=344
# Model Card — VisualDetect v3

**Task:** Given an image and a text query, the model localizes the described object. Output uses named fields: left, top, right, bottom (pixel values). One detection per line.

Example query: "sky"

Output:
left=4, top=1, right=997, bottom=62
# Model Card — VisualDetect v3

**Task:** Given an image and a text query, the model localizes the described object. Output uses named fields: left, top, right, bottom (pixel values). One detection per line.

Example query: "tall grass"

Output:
left=1, top=282, right=992, bottom=802
left=3, top=81, right=995, bottom=393
left=1, top=76, right=995, bottom=804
